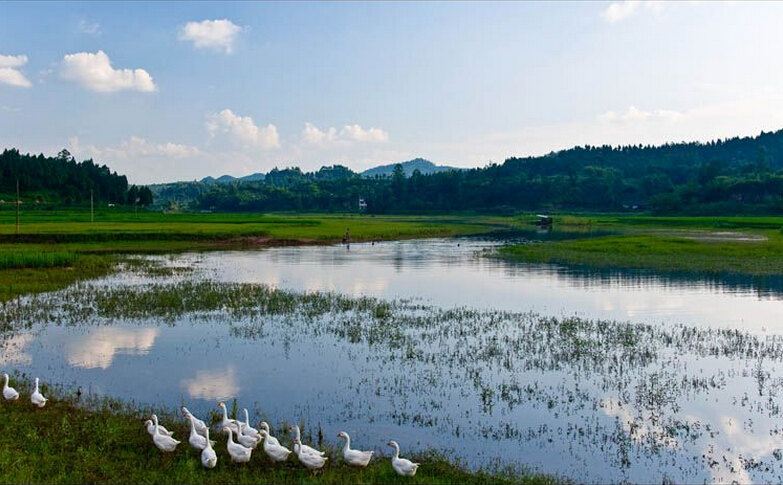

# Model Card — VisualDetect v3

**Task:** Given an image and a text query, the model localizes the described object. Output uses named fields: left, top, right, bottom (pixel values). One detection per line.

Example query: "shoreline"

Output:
left=0, top=380, right=559, bottom=484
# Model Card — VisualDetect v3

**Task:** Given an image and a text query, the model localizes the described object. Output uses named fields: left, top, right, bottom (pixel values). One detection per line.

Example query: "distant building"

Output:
left=536, top=214, right=553, bottom=227
left=358, top=198, right=367, bottom=211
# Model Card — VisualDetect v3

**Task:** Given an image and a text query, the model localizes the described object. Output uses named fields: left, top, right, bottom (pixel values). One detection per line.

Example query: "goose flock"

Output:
left=3, top=374, right=419, bottom=476
left=146, top=400, right=419, bottom=475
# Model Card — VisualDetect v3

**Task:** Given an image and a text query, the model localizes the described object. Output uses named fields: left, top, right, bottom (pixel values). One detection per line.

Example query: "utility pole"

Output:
left=15, top=179, right=20, bottom=236
left=90, top=189, right=94, bottom=223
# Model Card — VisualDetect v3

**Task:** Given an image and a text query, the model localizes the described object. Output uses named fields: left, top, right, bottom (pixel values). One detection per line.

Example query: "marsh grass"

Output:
left=500, top=215, right=783, bottom=275
left=0, top=250, right=78, bottom=269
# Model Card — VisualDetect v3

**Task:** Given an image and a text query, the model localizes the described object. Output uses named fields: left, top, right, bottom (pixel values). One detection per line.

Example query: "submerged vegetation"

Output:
left=4, top=278, right=783, bottom=481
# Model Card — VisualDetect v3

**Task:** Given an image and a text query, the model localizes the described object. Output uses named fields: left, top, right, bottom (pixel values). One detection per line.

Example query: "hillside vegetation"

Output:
left=1, top=148, right=150, bottom=207
left=153, top=129, right=783, bottom=214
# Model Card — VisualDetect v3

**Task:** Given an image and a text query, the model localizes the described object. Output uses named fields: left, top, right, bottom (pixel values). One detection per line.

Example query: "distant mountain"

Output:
left=361, top=158, right=462, bottom=178
left=200, top=172, right=265, bottom=185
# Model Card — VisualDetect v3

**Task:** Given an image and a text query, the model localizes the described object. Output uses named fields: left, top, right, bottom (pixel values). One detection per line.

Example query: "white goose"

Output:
left=217, top=402, right=240, bottom=434
left=2, top=373, right=19, bottom=401
left=241, top=408, right=261, bottom=440
left=236, top=422, right=260, bottom=449
left=224, top=427, right=252, bottom=463
left=145, top=419, right=174, bottom=437
left=289, top=425, right=326, bottom=457
left=259, top=422, right=280, bottom=446
left=151, top=414, right=180, bottom=452
left=188, top=416, right=216, bottom=451
left=30, top=378, right=47, bottom=408
left=259, top=429, right=291, bottom=463
left=337, top=431, right=373, bottom=467
left=200, top=428, right=218, bottom=469
left=388, top=440, right=419, bottom=477
left=293, top=436, right=327, bottom=470
left=182, top=406, right=208, bottom=436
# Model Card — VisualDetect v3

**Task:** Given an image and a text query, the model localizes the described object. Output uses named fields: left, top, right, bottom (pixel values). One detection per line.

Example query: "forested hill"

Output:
left=361, top=158, right=461, bottom=177
left=191, top=129, right=783, bottom=214
left=0, top=148, right=151, bottom=206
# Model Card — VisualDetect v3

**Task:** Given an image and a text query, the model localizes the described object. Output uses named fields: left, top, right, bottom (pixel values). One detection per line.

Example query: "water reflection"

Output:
left=0, top=333, right=34, bottom=365
left=65, top=328, right=158, bottom=369
left=181, top=366, right=240, bottom=400
left=167, top=238, right=783, bottom=333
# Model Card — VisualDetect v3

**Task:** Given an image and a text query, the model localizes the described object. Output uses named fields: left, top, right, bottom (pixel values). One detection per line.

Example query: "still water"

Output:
left=4, top=238, right=783, bottom=483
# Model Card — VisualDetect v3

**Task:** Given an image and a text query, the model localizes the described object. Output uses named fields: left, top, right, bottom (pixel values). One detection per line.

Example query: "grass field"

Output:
left=501, top=214, right=783, bottom=275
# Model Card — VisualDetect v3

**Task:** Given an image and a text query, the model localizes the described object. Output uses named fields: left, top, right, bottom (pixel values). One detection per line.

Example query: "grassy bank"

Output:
left=500, top=214, right=783, bottom=275
left=0, top=210, right=513, bottom=302
left=0, top=389, right=555, bottom=485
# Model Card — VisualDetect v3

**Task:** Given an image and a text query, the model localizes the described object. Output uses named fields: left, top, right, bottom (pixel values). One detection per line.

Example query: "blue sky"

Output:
left=2, top=1, right=783, bottom=183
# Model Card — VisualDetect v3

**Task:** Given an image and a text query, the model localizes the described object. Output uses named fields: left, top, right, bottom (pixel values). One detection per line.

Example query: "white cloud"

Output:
left=301, top=122, right=389, bottom=145
left=302, top=122, right=338, bottom=145
left=206, top=109, right=279, bottom=149
left=61, top=51, right=156, bottom=93
left=0, top=54, right=32, bottom=88
left=77, top=19, right=101, bottom=35
left=598, top=106, right=683, bottom=123
left=602, top=1, right=664, bottom=23
left=340, top=124, right=389, bottom=142
left=179, top=19, right=242, bottom=54
left=70, top=135, right=200, bottom=160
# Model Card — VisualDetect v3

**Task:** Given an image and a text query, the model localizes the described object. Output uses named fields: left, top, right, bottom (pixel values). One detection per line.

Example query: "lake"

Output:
left=4, top=237, right=783, bottom=483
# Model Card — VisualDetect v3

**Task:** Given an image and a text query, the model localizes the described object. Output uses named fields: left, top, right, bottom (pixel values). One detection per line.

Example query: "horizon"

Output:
left=3, top=1, right=783, bottom=184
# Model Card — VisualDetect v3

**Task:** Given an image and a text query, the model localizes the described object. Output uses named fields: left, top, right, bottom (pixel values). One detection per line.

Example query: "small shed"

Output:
left=535, top=214, right=553, bottom=227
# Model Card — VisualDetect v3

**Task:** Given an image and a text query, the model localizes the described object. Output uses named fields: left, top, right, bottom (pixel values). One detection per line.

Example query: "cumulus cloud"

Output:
left=340, top=124, right=389, bottom=142
left=0, top=54, right=32, bottom=88
left=61, top=51, right=156, bottom=93
left=206, top=109, right=279, bottom=149
left=302, top=122, right=338, bottom=145
left=598, top=106, right=683, bottom=123
left=301, top=122, right=389, bottom=145
left=70, top=135, right=200, bottom=160
left=602, top=1, right=664, bottom=23
left=179, top=19, right=242, bottom=54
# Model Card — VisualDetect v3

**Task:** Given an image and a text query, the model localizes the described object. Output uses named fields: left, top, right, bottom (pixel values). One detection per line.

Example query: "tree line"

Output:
left=0, top=148, right=152, bottom=207
left=7, top=127, right=783, bottom=214
left=193, top=129, right=783, bottom=214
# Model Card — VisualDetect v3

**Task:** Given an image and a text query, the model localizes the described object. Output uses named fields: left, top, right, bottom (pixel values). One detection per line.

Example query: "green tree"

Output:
left=126, top=185, right=139, bottom=205
left=138, top=186, right=153, bottom=206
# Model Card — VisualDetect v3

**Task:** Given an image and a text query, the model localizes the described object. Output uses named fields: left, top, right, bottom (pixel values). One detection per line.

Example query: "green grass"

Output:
left=0, top=250, right=77, bottom=269
left=501, top=214, right=783, bottom=275
left=0, top=390, right=557, bottom=485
